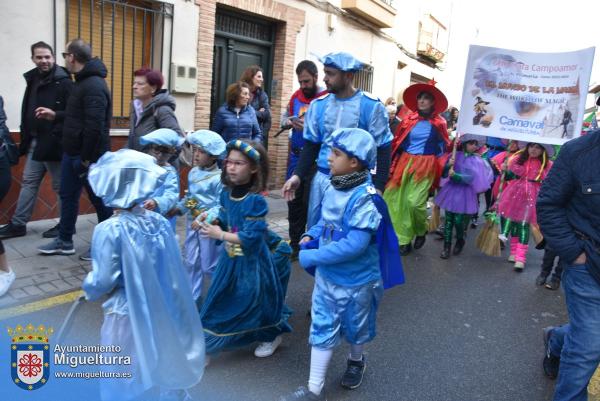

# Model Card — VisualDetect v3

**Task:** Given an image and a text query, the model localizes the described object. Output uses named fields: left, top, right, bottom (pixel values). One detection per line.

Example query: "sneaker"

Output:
left=42, top=224, right=60, bottom=238
left=79, top=249, right=92, bottom=262
left=279, top=386, right=326, bottom=401
left=0, top=223, right=26, bottom=239
left=514, top=261, right=525, bottom=271
left=0, top=268, right=16, bottom=297
left=340, top=356, right=366, bottom=390
left=536, top=272, right=549, bottom=286
left=507, top=255, right=515, bottom=263
left=545, top=277, right=560, bottom=291
left=38, top=238, right=75, bottom=255
left=470, top=218, right=478, bottom=229
left=543, top=326, right=560, bottom=379
left=254, top=335, right=282, bottom=357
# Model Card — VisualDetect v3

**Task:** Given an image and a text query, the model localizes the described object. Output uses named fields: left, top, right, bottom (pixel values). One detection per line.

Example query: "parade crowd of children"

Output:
left=79, top=56, right=564, bottom=401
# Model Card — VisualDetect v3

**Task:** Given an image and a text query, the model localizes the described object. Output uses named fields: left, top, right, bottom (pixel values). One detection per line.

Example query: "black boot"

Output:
left=413, top=235, right=426, bottom=250
left=399, top=243, right=412, bottom=256
left=453, top=238, right=465, bottom=255
left=440, top=243, right=451, bottom=259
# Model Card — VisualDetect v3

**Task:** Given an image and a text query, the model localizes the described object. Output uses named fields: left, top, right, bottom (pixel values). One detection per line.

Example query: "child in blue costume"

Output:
left=198, top=139, right=291, bottom=359
left=83, top=149, right=205, bottom=401
left=170, top=130, right=225, bottom=303
left=139, top=128, right=183, bottom=231
left=281, top=128, right=403, bottom=401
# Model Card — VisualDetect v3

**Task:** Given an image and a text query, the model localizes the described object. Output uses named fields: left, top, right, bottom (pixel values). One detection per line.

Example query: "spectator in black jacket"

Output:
left=0, top=41, right=72, bottom=240
left=38, top=39, right=112, bottom=260
left=537, top=124, right=600, bottom=400
left=241, top=65, right=271, bottom=139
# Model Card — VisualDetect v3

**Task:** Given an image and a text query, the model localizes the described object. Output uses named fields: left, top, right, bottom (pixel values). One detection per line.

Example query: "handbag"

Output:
left=0, top=129, right=18, bottom=166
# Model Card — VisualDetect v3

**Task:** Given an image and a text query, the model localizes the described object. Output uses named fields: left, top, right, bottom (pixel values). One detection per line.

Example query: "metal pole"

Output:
left=78, top=0, right=82, bottom=37
left=121, top=4, right=126, bottom=117
left=110, top=2, right=115, bottom=100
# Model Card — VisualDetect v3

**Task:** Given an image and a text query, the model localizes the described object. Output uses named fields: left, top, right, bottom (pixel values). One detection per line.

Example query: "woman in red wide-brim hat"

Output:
left=383, top=81, right=451, bottom=255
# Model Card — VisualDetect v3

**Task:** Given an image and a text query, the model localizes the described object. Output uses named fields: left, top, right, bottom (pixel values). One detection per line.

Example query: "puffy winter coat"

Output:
left=250, top=87, right=271, bottom=136
left=61, top=58, right=111, bottom=162
left=211, top=103, right=262, bottom=143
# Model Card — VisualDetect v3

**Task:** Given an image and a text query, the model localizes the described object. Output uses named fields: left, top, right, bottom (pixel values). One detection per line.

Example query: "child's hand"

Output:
left=449, top=168, right=455, bottom=177
left=200, top=222, right=223, bottom=240
left=197, top=211, right=207, bottom=222
left=191, top=218, right=202, bottom=231
left=299, top=236, right=312, bottom=244
left=142, top=199, right=157, bottom=210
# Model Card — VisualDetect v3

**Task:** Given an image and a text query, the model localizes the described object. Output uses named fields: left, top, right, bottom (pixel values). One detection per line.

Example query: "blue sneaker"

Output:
left=38, top=238, right=75, bottom=255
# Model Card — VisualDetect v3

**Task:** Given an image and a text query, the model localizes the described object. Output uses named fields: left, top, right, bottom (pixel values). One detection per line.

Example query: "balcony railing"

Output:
left=341, top=0, right=397, bottom=28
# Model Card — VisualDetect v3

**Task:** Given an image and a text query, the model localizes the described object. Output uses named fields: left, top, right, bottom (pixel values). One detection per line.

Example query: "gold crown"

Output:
left=7, top=324, right=54, bottom=343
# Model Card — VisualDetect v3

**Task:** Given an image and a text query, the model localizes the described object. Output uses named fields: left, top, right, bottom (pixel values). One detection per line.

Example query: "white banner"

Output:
left=457, top=45, right=595, bottom=145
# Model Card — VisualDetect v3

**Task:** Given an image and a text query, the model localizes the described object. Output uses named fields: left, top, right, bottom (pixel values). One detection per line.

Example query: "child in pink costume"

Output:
left=489, top=141, right=520, bottom=201
left=497, top=142, right=553, bottom=270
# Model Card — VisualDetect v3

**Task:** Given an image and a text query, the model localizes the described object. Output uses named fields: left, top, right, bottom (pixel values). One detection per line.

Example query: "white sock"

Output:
left=349, top=344, right=364, bottom=361
left=308, top=347, right=333, bottom=395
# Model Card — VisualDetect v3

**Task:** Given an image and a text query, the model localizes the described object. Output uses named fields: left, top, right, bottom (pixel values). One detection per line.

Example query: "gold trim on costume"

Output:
left=203, top=318, right=287, bottom=337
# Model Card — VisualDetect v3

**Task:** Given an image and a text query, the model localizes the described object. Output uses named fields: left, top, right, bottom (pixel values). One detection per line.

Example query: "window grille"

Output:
left=64, top=0, right=173, bottom=124
left=354, top=65, right=374, bottom=93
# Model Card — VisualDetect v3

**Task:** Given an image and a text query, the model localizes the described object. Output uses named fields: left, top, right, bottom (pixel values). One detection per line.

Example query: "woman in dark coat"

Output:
left=128, top=68, right=183, bottom=151
left=240, top=65, right=271, bottom=138
left=212, top=81, right=262, bottom=143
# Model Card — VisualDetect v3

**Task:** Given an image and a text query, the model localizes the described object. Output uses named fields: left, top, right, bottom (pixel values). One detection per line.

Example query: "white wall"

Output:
left=0, top=0, right=198, bottom=132
left=282, top=0, right=448, bottom=104
left=0, top=0, right=56, bottom=131
left=163, top=0, right=199, bottom=131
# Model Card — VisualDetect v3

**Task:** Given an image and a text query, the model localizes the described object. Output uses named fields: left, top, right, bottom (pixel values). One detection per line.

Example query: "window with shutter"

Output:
left=65, top=0, right=173, bottom=125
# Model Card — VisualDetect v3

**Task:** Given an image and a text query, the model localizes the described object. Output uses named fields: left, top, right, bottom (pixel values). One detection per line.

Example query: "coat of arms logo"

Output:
left=8, top=323, right=53, bottom=390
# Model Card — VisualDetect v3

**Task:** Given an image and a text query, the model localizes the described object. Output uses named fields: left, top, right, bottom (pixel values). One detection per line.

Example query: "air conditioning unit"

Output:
left=170, top=64, right=197, bottom=94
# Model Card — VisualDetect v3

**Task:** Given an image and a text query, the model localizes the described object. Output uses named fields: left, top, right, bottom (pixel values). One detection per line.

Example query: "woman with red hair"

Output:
left=128, top=67, right=183, bottom=151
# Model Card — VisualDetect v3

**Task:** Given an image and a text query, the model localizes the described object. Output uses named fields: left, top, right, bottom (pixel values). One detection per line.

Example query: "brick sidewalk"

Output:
left=1, top=193, right=289, bottom=309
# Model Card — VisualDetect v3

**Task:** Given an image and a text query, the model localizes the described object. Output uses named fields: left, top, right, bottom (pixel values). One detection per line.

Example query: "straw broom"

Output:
left=428, top=205, right=441, bottom=232
left=476, top=141, right=513, bottom=256
left=429, top=136, right=458, bottom=232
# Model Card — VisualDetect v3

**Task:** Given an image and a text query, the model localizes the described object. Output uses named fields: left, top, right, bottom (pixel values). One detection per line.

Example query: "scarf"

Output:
left=330, top=169, right=369, bottom=190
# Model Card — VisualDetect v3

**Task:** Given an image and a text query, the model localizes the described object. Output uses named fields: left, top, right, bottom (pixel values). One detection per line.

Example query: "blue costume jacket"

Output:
left=303, top=90, right=393, bottom=173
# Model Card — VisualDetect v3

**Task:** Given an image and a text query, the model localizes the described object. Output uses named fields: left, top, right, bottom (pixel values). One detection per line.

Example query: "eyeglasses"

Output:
left=223, top=158, right=249, bottom=167
left=61, top=52, right=71, bottom=59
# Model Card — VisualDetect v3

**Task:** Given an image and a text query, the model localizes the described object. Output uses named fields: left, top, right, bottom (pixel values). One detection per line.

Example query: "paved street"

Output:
left=0, top=197, right=586, bottom=401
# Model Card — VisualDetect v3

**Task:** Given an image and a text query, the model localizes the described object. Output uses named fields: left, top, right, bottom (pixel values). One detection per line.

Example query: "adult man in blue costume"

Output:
left=282, top=52, right=392, bottom=229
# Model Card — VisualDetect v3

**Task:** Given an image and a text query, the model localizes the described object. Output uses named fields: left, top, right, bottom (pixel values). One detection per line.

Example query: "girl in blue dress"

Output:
left=199, top=139, right=291, bottom=359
